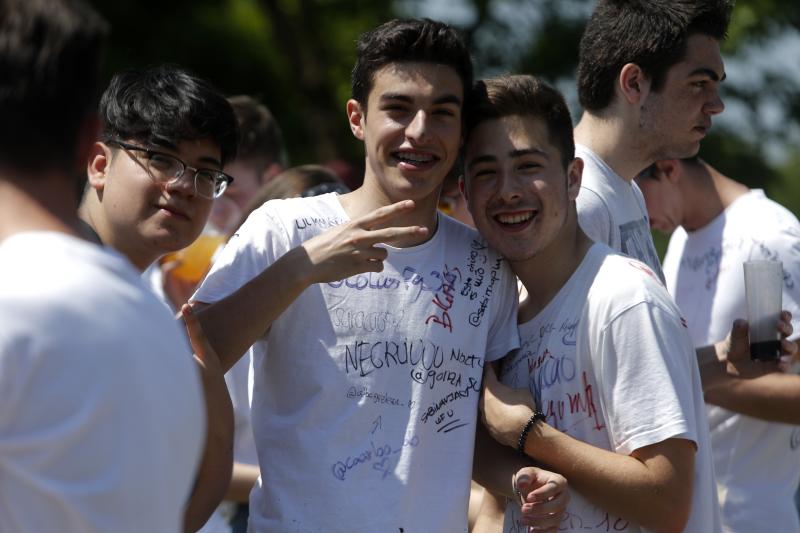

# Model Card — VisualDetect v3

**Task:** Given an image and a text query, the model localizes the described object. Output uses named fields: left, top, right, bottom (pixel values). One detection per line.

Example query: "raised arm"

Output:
left=194, top=200, right=427, bottom=372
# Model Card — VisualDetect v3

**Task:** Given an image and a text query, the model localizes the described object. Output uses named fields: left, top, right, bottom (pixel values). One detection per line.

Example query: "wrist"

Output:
left=517, top=410, right=546, bottom=457
left=280, top=246, right=317, bottom=288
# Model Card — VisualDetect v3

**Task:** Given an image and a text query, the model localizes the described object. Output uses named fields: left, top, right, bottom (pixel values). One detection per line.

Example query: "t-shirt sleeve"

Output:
left=595, top=300, right=701, bottom=455
left=193, top=203, right=292, bottom=305
left=576, top=187, right=613, bottom=246
left=484, top=263, right=520, bottom=363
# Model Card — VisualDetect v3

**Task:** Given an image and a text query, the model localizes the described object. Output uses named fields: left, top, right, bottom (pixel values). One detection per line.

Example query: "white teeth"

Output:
left=497, top=212, right=534, bottom=224
left=396, top=152, right=433, bottom=163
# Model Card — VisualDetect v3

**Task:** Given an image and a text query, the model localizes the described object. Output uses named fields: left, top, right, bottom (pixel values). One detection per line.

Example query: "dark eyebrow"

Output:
left=379, top=93, right=413, bottom=103
left=152, top=140, right=222, bottom=169
left=198, top=156, right=222, bottom=168
left=433, top=94, right=462, bottom=106
left=379, top=93, right=462, bottom=106
left=467, top=154, right=497, bottom=169
left=510, top=148, right=549, bottom=159
left=689, top=67, right=726, bottom=82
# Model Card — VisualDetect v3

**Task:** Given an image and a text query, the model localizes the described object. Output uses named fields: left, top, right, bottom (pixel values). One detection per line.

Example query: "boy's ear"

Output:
left=347, top=99, right=365, bottom=140
left=458, top=174, right=467, bottom=201
left=654, top=159, right=681, bottom=184
left=86, top=141, right=112, bottom=191
left=567, top=157, right=584, bottom=202
left=618, top=63, right=651, bottom=105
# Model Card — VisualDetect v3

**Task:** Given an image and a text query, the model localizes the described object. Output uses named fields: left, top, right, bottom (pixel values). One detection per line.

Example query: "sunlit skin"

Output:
left=343, top=61, right=463, bottom=224
left=639, top=33, right=726, bottom=161
left=83, top=138, right=220, bottom=270
left=464, top=115, right=582, bottom=265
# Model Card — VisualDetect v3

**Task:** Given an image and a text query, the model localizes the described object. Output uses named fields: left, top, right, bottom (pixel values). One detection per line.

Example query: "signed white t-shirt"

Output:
left=663, top=189, right=800, bottom=532
left=500, top=243, right=720, bottom=533
left=195, top=193, right=520, bottom=532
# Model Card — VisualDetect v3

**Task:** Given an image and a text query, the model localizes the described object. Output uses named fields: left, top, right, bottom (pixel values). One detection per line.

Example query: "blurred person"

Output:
left=193, top=18, right=568, bottom=532
left=222, top=95, right=287, bottom=217
left=637, top=157, right=800, bottom=532
left=465, top=74, right=719, bottom=533
left=199, top=164, right=347, bottom=533
left=0, top=2, right=211, bottom=532
left=438, top=161, right=475, bottom=227
left=78, top=63, right=239, bottom=530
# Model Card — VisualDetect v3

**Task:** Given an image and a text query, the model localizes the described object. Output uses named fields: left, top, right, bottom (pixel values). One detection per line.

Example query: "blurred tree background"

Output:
left=88, top=0, right=799, bottom=251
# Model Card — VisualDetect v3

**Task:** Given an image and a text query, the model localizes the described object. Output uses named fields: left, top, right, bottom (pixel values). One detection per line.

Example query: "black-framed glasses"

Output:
left=107, top=140, right=233, bottom=199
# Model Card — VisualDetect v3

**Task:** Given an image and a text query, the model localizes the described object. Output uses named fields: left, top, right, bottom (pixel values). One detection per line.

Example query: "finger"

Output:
left=778, top=312, right=793, bottom=338
left=526, top=478, right=565, bottom=503
left=731, top=318, right=749, bottom=342
left=781, top=338, right=798, bottom=359
left=354, top=224, right=429, bottom=247
left=356, top=199, right=416, bottom=229
left=181, top=304, right=211, bottom=363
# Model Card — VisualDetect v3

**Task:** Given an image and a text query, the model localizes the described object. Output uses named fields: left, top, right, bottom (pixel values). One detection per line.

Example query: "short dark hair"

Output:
left=0, top=0, right=108, bottom=171
left=351, top=18, right=473, bottom=107
left=100, top=64, right=238, bottom=166
left=464, top=75, right=575, bottom=169
left=578, top=0, right=732, bottom=112
left=228, top=95, right=287, bottom=170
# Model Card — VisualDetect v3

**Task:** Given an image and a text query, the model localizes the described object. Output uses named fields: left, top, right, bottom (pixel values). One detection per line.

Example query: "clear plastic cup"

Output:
left=743, top=260, right=783, bottom=361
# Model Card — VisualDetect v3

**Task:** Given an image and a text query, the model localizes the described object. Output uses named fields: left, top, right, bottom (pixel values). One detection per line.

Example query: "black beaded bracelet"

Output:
left=517, top=411, right=546, bottom=456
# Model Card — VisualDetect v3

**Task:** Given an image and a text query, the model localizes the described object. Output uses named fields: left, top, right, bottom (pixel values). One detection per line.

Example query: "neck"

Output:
left=575, top=110, right=652, bottom=182
left=681, top=163, right=749, bottom=232
left=338, top=171, right=442, bottom=248
left=0, top=170, right=82, bottom=243
left=513, top=211, right=594, bottom=321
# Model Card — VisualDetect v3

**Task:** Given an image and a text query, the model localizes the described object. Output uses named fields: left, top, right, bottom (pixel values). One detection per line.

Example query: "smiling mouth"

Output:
left=393, top=151, right=438, bottom=168
left=495, top=210, right=536, bottom=226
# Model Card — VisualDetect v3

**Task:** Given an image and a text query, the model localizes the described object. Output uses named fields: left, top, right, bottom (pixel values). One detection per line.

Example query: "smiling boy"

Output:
left=193, top=19, right=567, bottom=532
left=464, top=74, right=721, bottom=533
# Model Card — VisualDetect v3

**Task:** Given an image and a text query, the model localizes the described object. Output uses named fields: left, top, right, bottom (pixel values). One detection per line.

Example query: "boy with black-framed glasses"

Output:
left=79, top=63, right=238, bottom=271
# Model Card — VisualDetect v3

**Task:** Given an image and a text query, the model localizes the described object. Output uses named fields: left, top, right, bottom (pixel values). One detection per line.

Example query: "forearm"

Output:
left=225, top=462, right=260, bottom=503
left=184, top=361, right=234, bottom=532
left=523, top=424, right=692, bottom=532
left=704, top=372, right=800, bottom=423
left=473, top=421, right=533, bottom=499
left=195, top=247, right=311, bottom=372
left=696, top=344, right=730, bottom=391
left=472, top=489, right=507, bottom=533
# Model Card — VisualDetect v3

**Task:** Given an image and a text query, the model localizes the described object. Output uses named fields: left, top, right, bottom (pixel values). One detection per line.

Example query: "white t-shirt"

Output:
left=663, top=189, right=800, bottom=532
left=575, top=144, right=665, bottom=282
left=194, top=193, right=520, bottom=532
left=500, top=243, right=721, bottom=533
left=0, top=232, right=205, bottom=533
